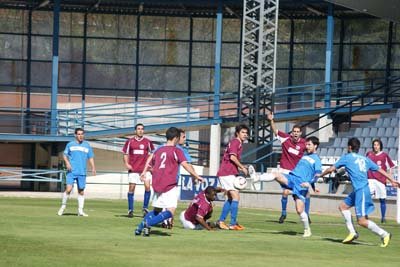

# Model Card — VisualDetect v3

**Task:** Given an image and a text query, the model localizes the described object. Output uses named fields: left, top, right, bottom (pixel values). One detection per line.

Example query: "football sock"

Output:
left=143, top=190, right=151, bottom=209
left=305, top=197, right=310, bottom=215
left=147, top=210, right=173, bottom=227
left=300, top=211, right=310, bottom=230
left=230, top=200, right=239, bottom=226
left=281, top=196, right=288, bottom=216
left=128, top=192, right=134, bottom=211
left=367, top=220, right=387, bottom=238
left=219, top=200, right=232, bottom=222
left=61, top=192, right=69, bottom=207
left=341, top=209, right=356, bottom=234
left=78, top=195, right=85, bottom=211
left=379, top=198, right=386, bottom=221
left=259, top=173, right=275, bottom=182
left=137, top=210, right=159, bottom=232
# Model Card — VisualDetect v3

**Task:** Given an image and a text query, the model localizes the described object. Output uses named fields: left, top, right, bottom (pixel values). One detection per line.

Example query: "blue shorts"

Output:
left=284, top=174, right=308, bottom=203
left=344, top=186, right=375, bottom=218
left=66, top=173, right=86, bottom=190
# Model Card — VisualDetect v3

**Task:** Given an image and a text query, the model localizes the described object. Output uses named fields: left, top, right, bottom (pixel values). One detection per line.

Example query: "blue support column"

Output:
left=213, top=0, right=223, bottom=121
left=324, top=3, right=334, bottom=109
left=50, top=0, right=60, bottom=135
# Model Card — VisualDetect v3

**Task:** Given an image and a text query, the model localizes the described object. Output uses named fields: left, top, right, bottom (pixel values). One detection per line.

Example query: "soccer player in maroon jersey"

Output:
left=216, top=124, right=250, bottom=231
left=122, top=123, right=154, bottom=218
left=366, top=138, right=396, bottom=223
left=267, top=112, right=309, bottom=224
left=180, top=186, right=225, bottom=231
left=134, top=127, right=203, bottom=237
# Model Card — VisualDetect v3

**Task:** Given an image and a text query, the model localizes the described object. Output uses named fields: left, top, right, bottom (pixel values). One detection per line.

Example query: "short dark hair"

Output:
left=292, top=124, right=302, bottom=131
left=306, top=136, right=319, bottom=149
left=348, top=137, right=360, bottom=153
left=205, top=186, right=217, bottom=195
left=235, top=124, right=250, bottom=136
left=178, top=128, right=186, bottom=135
left=165, top=127, right=180, bottom=141
left=75, top=128, right=84, bottom=134
left=372, top=138, right=383, bottom=151
left=135, top=123, right=144, bottom=130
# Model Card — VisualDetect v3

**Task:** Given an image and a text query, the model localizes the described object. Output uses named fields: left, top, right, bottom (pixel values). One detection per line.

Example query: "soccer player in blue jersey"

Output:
left=319, top=137, right=399, bottom=247
left=256, top=136, right=321, bottom=237
left=58, top=128, right=96, bottom=217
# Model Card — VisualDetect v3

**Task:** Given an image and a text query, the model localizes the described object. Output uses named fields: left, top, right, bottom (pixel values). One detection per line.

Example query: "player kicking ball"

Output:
left=319, top=137, right=399, bottom=248
left=252, top=136, right=321, bottom=238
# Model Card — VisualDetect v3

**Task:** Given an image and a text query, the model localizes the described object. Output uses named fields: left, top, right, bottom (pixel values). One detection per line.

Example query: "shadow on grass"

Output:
left=322, top=237, right=375, bottom=246
left=114, top=214, right=143, bottom=219
left=60, top=212, right=79, bottom=216
left=271, top=230, right=298, bottom=236
left=148, top=229, right=171, bottom=236
left=265, top=219, right=297, bottom=224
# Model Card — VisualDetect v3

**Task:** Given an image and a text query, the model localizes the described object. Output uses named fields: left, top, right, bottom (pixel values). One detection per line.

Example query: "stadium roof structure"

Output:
left=0, top=0, right=397, bottom=21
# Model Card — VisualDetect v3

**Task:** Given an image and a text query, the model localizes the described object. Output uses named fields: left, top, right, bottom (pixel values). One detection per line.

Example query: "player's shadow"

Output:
left=265, top=219, right=297, bottom=224
left=322, top=237, right=374, bottom=246
left=272, top=230, right=298, bottom=236
left=114, top=214, right=143, bottom=218
left=147, top=229, right=171, bottom=236
left=60, top=212, right=80, bottom=216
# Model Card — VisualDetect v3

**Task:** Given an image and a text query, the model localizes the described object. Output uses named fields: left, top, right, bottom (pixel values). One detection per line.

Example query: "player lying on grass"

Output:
left=180, top=186, right=225, bottom=231
left=253, top=136, right=321, bottom=238
left=319, top=137, right=400, bottom=248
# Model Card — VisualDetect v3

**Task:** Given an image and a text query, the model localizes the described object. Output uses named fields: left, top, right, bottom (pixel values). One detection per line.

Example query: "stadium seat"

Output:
left=362, top=137, right=372, bottom=148
left=396, top=109, right=400, bottom=118
left=340, top=137, right=348, bottom=148
left=376, top=127, right=385, bottom=137
left=390, top=117, right=398, bottom=128
left=382, top=118, right=391, bottom=127
left=319, top=147, right=328, bottom=157
left=393, top=127, right=399, bottom=137
left=354, top=128, right=362, bottom=136
left=333, top=138, right=341, bottom=147
left=334, top=148, right=342, bottom=157
left=380, top=137, right=388, bottom=147
left=361, top=128, right=370, bottom=137
left=384, top=128, right=393, bottom=137
left=326, top=148, right=335, bottom=157
left=389, top=148, right=397, bottom=159
left=358, top=148, right=366, bottom=156
left=369, top=127, right=377, bottom=137
left=387, top=137, right=395, bottom=148
left=375, top=118, right=384, bottom=127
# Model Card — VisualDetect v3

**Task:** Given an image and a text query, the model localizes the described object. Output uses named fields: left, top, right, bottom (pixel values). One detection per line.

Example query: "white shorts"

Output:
left=179, top=211, right=203, bottom=230
left=218, top=175, right=238, bottom=191
left=152, top=186, right=178, bottom=209
left=128, top=172, right=152, bottom=184
left=368, top=179, right=387, bottom=199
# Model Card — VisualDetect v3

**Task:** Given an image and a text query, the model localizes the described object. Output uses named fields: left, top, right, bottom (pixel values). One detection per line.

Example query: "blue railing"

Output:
left=1, top=76, right=399, bottom=139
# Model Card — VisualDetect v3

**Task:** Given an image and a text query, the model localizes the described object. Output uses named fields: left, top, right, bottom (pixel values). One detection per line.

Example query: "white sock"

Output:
left=341, top=210, right=356, bottom=234
left=61, top=192, right=69, bottom=207
left=367, top=220, right=387, bottom=238
left=300, top=211, right=310, bottom=230
left=78, top=195, right=85, bottom=212
left=260, top=173, right=275, bottom=182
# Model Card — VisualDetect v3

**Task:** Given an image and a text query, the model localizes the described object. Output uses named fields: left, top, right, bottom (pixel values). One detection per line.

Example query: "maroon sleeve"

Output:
left=122, top=139, right=130, bottom=154
left=228, top=139, right=240, bottom=156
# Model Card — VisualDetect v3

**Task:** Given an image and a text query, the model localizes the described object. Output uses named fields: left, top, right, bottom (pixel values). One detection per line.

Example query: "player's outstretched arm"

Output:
left=377, top=168, right=400, bottom=188
left=196, top=215, right=213, bottom=231
left=140, top=154, right=153, bottom=181
left=319, top=165, right=336, bottom=178
left=181, top=161, right=204, bottom=182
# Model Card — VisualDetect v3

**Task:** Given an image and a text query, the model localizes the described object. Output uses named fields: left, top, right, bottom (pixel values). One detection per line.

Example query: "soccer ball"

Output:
left=233, top=176, right=248, bottom=190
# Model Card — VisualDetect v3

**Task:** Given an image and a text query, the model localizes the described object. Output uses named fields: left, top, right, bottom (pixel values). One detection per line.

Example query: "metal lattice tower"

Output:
left=240, top=0, right=279, bottom=145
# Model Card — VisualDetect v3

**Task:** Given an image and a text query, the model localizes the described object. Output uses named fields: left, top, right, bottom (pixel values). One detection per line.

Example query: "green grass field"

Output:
left=0, top=197, right=399, bottom=267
